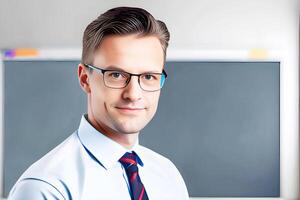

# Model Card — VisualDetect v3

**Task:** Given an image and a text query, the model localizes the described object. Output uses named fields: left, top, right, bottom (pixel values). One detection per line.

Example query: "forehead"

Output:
left=93, top=34, right=164, bottom=73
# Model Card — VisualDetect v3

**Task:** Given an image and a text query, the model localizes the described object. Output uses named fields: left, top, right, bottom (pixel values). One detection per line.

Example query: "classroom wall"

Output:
left=0, top=0, right=299, bottom=199
left=0, top=0, right=298, bottom=49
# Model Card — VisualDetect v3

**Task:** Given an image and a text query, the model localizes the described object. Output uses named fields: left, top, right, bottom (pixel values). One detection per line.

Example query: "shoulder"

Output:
left=8, top=178, right=66, bottom=200
left=138, top=145, right=190, bottom=198
left=10, top=131, right=83, bottom=199
left=137, top=145, right=183, bottom=180
left=137, top=145, right=177, bottom=168
left=22, top=131, right=82, bottom=177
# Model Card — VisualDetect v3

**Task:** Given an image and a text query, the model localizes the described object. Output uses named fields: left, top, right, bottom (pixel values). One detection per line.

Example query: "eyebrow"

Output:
left=104, top=65, right=163, bottom=74
left=104, top=65, right=125, bottom=71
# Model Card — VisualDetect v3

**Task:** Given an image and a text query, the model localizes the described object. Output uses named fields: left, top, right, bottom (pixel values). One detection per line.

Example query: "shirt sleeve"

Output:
left=7, top=178, right=65, bottom=200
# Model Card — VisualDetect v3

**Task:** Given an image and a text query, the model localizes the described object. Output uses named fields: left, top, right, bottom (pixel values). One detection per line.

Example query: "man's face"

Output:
left=83, top=34, right=164, bottom=135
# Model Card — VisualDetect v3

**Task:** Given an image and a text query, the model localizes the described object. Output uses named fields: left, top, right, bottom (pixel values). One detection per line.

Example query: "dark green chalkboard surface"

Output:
left=3, top=60, right=280, bottom=197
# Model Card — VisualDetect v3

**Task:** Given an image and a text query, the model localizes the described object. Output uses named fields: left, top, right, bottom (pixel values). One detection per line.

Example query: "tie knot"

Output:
left=119, top=152, right=138, bottom=172
left=119, top=152, right=137, bottom=165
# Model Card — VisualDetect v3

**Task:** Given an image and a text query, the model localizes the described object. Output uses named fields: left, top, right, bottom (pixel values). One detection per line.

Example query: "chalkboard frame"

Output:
left=0, top=48, right=298, bottom=200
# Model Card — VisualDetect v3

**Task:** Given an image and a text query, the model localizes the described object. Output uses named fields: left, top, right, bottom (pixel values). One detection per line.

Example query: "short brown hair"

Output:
left=81, top=6, right=170, bottom=65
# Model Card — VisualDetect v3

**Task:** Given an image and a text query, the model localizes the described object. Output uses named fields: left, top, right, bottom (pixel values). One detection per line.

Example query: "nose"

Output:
left=122, top=76, right=142, bottom=102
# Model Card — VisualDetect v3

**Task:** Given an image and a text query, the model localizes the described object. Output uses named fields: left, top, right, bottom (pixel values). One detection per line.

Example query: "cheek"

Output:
left=90, top=81, right=110, bottom=113
left=92, top=89, right=118, bottom=110
left=146, top=92, right=160, bottom=113
left=90, top=92, right=104, bottom=117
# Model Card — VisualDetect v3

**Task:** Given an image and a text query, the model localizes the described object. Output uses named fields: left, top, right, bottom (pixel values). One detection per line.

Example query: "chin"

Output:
left=109, top=111, right=153, bottom=134
left=119, top=125, right=143, bottom=134
left=114, top=122, right=146, bottom=135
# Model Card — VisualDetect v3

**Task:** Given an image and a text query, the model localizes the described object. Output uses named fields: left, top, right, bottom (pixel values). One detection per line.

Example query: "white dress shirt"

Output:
left=8, top=114, right=189, bottom=200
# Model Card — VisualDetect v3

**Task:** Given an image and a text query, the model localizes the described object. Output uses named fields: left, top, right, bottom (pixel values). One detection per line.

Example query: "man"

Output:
left=8, top=6, right=189, bottom=200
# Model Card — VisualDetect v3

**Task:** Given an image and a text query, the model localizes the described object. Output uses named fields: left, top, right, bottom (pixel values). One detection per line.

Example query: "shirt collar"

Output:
left=77, top=114, right=144, bottom=169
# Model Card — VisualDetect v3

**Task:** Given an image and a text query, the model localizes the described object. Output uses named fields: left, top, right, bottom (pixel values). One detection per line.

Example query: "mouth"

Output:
left=115, top=107, right=145, bottom=114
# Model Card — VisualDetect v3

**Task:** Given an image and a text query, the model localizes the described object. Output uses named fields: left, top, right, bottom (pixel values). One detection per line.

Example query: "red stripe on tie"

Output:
left=138, top=187, right=145, bottom=200
left=120, top=158, right=136, bottom=165
left=130, top=172, right=137, bottom=182
left=119, top=152, right=149, bottom=199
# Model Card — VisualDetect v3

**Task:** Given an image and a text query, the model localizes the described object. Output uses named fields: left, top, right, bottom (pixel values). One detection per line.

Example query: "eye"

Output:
left=112, top=72, right=121, bottom=78
left=108, top=71, right=126, bottom=79
left=142, top=74, right=156, bottom=80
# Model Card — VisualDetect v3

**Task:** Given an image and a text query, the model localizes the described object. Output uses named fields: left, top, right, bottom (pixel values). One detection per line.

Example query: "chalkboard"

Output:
left=3, top=60, right=280, bottom=197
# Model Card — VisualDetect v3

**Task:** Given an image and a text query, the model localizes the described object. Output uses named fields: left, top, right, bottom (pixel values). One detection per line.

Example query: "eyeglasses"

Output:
left=84, top=64, right=167, bottom=92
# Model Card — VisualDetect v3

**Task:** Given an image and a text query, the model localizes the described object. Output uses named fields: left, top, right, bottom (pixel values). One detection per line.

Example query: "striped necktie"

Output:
left=119, top=152, right=149, bottom=200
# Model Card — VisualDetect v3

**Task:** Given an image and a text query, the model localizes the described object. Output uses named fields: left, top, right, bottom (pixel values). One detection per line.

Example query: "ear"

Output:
left=78, top=63, right=91, bottom=94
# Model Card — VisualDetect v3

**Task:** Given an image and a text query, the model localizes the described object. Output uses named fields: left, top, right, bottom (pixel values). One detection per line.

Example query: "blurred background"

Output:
left=0, top=0, right=298, bottom=51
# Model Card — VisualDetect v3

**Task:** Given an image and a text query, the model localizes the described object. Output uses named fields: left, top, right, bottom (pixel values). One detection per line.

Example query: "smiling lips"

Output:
left=116, top=107, right=145, bottom=113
